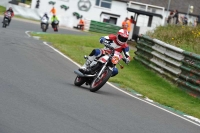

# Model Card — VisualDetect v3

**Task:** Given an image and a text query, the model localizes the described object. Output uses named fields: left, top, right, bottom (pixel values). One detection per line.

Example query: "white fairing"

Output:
left=5, top=12, right=11, bottom=18
left=54, top=20, right=59, bottom=24
left=41, top=17, right=48, bottom=23
left=98, top=55, right=109, bottom=63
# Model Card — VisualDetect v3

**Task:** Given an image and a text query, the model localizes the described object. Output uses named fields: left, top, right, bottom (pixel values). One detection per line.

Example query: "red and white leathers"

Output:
left=99, top=34, right=130, bottom=61
left=79, top=29, right=130, bottom=76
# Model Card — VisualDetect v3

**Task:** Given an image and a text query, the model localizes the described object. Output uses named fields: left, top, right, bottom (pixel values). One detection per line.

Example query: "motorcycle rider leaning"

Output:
left=51, top=15, right=59, bottom=28
left=79, top=29, right=131, bottom=76
left=41, top=13, right=49, bottom=29
left=3, top=7, right=14, bottom=26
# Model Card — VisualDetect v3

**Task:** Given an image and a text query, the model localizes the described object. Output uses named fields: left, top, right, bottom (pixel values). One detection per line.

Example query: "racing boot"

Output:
left=79, top=55, right=96, bottom=74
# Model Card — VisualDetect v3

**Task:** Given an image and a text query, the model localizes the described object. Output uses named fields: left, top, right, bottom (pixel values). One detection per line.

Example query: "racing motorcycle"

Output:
left=41, top=17, right=48, bottom=32
left=74, top=42, right=127, bottom=92
left=2, top=11, right=11, bottom=28
left=52, top=20, right=59, bottom=32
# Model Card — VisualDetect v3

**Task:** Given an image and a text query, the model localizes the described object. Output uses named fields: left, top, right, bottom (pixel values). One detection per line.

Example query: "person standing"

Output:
left=173, top=9, right=179, bottom=24
left=129, top=16, right=136, bottom=24
left=50, top=6, right=56, bottom=15
left=167, top=11, right=174, bottom=24
left=77, top=18, right=85, bottom=30
left=122, top=17, right=129, bottom=30
left=128, top=16, right=136, bottom=40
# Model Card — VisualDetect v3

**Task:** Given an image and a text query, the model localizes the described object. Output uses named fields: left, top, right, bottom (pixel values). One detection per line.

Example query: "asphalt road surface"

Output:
left=0, top=17, right=199, bottom=133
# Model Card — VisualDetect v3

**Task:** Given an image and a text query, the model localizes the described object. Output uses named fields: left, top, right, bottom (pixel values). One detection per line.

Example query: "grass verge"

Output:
left=30, top=32, right=200, bottom=119
left=0, top=6, right=6, bottom=14
left=147, top=24, right=200, bottom=54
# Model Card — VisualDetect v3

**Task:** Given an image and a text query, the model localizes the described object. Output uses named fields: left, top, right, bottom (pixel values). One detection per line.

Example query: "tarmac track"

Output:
left=0, top=17, right=199, bottom=133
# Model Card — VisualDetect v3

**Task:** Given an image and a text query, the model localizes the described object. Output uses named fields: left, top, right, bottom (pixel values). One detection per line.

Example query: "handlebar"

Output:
left=103, top=42, right=114, bottom=49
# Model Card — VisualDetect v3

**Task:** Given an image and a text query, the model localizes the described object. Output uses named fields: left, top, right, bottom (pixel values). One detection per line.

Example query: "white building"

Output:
left=1, top=0, right=167, bottom=38
left=30, top=0, right=166, bottom=38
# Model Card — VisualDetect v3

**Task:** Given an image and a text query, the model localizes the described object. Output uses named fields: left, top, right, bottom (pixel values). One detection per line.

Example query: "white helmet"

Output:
left=116, top=29, right=129, bottom=45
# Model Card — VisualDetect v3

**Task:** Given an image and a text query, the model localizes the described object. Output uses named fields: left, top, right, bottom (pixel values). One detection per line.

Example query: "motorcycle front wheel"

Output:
left=42, top=24, right=46, bottom=32
left=74, top=76, right=86, bottom=86
left=90, top=68, right=112, bottom=92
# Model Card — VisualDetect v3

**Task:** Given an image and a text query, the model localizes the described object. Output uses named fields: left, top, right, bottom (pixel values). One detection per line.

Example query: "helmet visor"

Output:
left=118, top=34, right=128, bottom=42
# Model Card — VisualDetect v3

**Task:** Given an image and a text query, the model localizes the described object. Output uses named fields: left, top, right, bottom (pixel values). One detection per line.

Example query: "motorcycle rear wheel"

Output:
left=90, top=68, right=112, bottom=92
left=74, top=76, right=86, bottom=86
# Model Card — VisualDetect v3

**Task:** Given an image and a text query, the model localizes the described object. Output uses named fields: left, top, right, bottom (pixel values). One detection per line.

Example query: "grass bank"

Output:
left=31, top=32, right=200, bottom=119
left=147, top=25, right=200, bottom=54
left=0, top=6, right=6, bottom=14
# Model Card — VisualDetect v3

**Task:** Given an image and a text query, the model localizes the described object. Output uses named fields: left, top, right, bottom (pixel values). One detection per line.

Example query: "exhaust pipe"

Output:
left=74, top=70, right=96, bottom=77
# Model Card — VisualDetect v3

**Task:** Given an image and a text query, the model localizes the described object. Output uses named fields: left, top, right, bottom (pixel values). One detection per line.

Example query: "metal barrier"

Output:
left=135, top=35, right=200, bottom=97
left=89, top=20, right=121, bottom=34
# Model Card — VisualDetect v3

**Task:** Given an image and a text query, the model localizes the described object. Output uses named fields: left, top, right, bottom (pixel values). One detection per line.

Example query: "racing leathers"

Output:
left=79, top=34, right=130, bottom=77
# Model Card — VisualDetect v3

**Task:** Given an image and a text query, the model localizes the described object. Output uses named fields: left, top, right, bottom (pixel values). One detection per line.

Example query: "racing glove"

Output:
left=99, top=37, right=106, bottom=44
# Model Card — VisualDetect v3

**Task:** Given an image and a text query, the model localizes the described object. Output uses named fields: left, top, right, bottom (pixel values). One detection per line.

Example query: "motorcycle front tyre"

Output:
left=90, top=68, right=112, bottom=92
left=2, top=20, right=7, bottom=28
left=42, top=24, right=47, bottom=32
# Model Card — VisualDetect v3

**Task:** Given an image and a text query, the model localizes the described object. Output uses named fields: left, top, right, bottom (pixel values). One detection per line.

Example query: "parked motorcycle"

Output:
left=2, top=11, right=11, bottom=28
left=52, top=20, right=59, bottom=32
left=74, top=42, right=127, bottom=92
left=41, top=17, right=48, bottom=32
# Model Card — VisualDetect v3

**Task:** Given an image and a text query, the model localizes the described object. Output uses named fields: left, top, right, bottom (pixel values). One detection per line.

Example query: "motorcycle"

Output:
left=74, top=42, right=127, bottom=92
left=2, top=11, right=11, bottom=28
left=52, top=20, right=59, bottom=32
left=41, top=17, right=48, bottom=32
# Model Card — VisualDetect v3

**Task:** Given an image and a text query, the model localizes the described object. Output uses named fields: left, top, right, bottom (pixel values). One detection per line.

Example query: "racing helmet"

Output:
left=116, top=29, right=129, bottom=45
left=8, top=7, right=12, bottom=11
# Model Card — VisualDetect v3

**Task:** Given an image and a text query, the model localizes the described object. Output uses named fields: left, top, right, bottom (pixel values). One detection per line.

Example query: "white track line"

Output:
left=26, top=32, right=200, bottom=127
left=25, top=31, right=31, bottom=37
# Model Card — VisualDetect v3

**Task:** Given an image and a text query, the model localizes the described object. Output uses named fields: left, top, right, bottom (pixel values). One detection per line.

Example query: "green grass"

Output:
left=0, top=6, right=6, bottom=14
left=16, top=0, right=32, bottom=5
left=31, top=32, right=200, bottom=119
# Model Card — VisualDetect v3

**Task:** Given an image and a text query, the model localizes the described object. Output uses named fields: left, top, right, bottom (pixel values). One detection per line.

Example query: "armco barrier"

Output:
left=135, top=35, right=200, bottom=97
left=89, top=20, right=121, bottom=34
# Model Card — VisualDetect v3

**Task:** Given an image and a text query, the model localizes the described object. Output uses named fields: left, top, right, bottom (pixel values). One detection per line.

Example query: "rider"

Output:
left=79, top=29, right=131, bottom=76
left=51, top=15, right=59, bottom=29
left=3, top=7, right=14, bottom=25
left=41, top=13, right=49, bottom=29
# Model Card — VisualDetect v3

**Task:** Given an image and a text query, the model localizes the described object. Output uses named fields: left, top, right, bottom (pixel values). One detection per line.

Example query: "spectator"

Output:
left=194, top=17, right=198, bottom=27
left=129, top=15, right=136, bottom=24
left=122, top=17, right=131, bottom=33
left=173, top=10, right=179, bottom=24
left=50, top=6, right=56, bottom=15
left=122, top=17, right=129, bottom=30
left=126, top=18, right=131, bottom=33
left=167, top=11, right=174, bottom=24
left=182, top=15, right=188, bottom=25
left=128, top=15, right=136, bottom=41
left=178, top=15, right=183, bottom=25
left=77, top=18, right=85, bottom=30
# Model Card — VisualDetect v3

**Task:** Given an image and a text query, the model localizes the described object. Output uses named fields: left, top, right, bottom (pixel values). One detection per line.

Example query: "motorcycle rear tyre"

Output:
left=74, top=76, right=86, bottom=86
